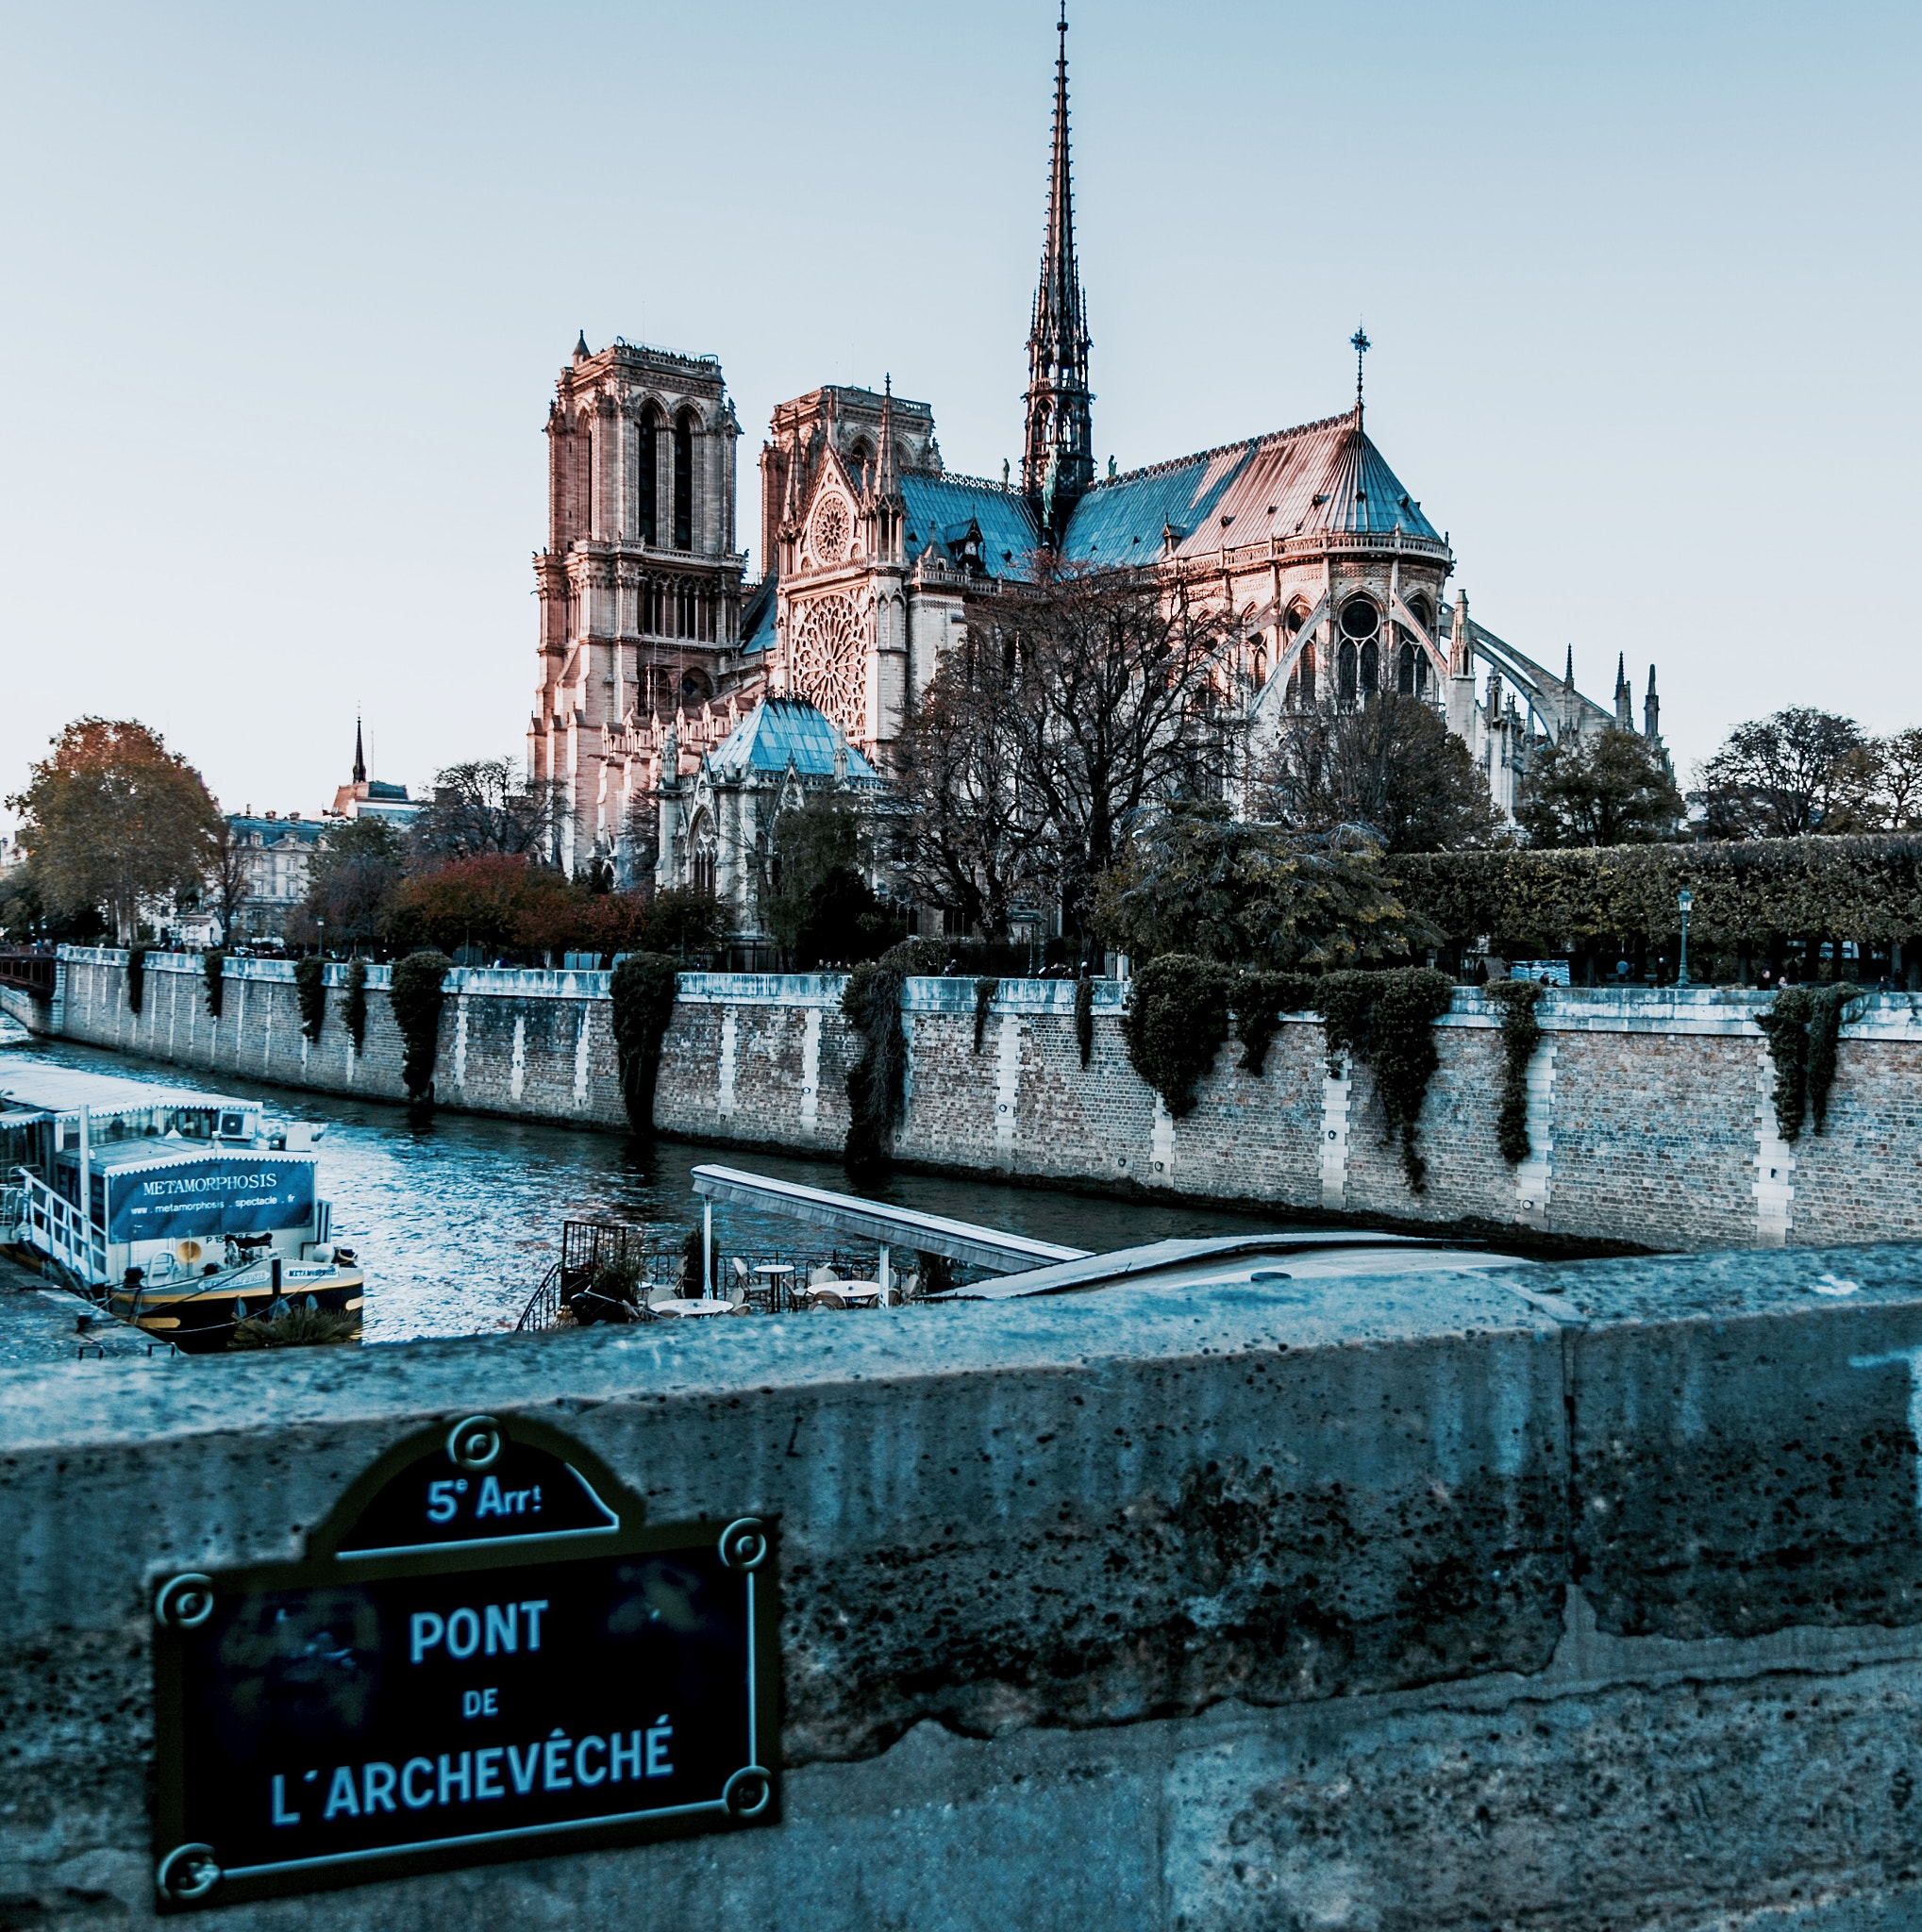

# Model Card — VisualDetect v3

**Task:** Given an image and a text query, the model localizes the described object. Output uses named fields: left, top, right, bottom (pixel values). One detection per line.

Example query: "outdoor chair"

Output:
left=812, top=1290, right=848, bottom=1311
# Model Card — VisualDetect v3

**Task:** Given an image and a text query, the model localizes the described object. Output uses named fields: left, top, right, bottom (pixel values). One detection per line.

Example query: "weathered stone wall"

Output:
left=50, top=949, right=629, bottom=1129
left=8, top=1243, right=1922, bottom=1927
left=47, top=950, right=1922, bottom=1250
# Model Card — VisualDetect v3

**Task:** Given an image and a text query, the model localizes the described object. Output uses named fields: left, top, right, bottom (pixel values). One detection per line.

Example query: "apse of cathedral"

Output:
left=527, top=10, right=1660, bottom=908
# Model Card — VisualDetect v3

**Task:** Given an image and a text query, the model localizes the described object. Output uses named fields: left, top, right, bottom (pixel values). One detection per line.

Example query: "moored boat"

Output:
left=0, top=1064, right=365, bottom=1353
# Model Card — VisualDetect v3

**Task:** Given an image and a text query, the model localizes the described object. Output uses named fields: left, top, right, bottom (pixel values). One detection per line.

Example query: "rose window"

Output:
left=789, top=595, right=865, bottom=730
left=811, top=495, right=851, bottom=566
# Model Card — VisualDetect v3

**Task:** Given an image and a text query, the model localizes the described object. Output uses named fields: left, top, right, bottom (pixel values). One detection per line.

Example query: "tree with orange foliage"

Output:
left=386, top=853, right=649, bottom=961
left=8, top=718, right=222, bottom=942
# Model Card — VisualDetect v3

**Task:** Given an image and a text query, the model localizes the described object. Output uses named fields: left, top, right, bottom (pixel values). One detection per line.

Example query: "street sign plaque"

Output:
left=151, top=1414, right=777, bottom=1909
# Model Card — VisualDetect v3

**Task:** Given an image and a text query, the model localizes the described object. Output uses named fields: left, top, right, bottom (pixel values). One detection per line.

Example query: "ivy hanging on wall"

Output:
left=1231, top=971, right=1318, bottom=1075
left=343, top=958, right=369, bottom=1054
left=294, top=957, right=327, bottom=1043
left=609, top=953, right=680, bottom=1132
left=389, top=951, right=453, bottom=1107
left=202, top=949, right=225, bottom=1020
left=974, top=977, right=999, bottom=1053
left=844, top=963, right=908, bottom=1175
left=1124, top=954, right=1234, bottom=1117
left=1758, top=983, right=1863, bottom=1141
left=1074, top=974, right=1095, bottom=1068
left=1481, top=979, right=1545, bottom=1165
left=126, top=944, right=147, bottom=1014
left=1317, top=968, right=1456, bottom=1191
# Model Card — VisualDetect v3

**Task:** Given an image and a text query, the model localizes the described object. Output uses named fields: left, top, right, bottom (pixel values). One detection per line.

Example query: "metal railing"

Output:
left=19, top=1172, right=106, bottom=1288
left=0, top=951, right=56, bottom=996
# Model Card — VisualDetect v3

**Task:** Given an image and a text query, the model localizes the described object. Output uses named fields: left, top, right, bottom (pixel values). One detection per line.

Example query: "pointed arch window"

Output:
left=637, top=409, right=660, bottom=544
left=673, top=411, right=694, bottom=550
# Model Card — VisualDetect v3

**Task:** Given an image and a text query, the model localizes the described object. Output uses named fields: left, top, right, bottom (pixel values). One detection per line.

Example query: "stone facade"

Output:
left=530, top=16, right=1666, bottom=895
left=43, top=950, right=1922, bottom=1254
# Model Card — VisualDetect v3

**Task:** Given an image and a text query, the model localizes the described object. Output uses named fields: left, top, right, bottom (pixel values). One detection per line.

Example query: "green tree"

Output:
left=1517, top=726, right=1683, bottom=848
left=8, top=718, right=221, bottom=941
left=761, top=798, right=901, bottom=968
left=1696, top=708, right=1864, bottom=840
left=1094, top=805, right=1439, bottom=969
left=645, top=885, right=727, bottom=959
left=1258, top=693, right=1499, bottom=853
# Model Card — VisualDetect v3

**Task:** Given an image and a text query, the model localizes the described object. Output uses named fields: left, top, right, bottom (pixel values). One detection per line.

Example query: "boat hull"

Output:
left=108, top=1268, right=366, bottom=1354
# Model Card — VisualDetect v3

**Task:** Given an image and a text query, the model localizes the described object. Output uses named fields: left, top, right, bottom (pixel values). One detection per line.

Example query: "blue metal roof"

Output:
left=706, top=698, right=885, bottom=786
left=227, top=815, right=325, bottom=845
left=1061, top=413, right=1442, bottom=563
left=900, top=475, right=1043, bottom=579
left=738, top=575, right=777, bottom=656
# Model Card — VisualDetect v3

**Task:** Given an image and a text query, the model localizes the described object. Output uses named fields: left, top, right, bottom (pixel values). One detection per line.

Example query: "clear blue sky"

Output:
left=2, top=0, right=1915, bottom=817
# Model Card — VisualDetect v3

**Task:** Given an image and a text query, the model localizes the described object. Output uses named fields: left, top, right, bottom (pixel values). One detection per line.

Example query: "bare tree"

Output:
left=891, top=650, right=1045, bottom=939
left=993, top=563, right=1234, bottom=931
left=205, top=818, right=254, bottom=943
left=409, top=759, right=565, bottom=865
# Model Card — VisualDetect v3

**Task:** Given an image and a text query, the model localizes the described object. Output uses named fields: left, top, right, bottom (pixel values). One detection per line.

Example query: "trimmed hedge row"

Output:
left=1390, top=837, right=1922, bottom=962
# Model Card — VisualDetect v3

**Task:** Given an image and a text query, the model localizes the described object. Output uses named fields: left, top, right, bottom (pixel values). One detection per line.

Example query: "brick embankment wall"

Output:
left=49, top=950, right=1922, bottom=1250
left=9, top=1244, right=1922, bottom=1928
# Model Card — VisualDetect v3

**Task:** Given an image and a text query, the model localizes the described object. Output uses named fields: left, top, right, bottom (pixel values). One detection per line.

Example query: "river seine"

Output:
left=1, top=1024, right=1287, bottom=1341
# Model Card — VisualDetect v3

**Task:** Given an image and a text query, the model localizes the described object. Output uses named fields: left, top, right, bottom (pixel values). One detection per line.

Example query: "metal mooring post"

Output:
left=703, top=1202, right=713, bottom=1298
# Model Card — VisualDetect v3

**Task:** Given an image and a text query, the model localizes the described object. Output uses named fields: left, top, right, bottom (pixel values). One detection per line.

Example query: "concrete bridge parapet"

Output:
left=8, top=1242, right=1922, bottom=1926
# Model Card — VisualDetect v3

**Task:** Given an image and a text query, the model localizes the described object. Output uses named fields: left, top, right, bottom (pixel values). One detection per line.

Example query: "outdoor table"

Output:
left=830, top=1281, right=884, bottom=1307
left=651, top=1298, right=733, bottom=1319
left=753, top=1262, right=795, bottom=1310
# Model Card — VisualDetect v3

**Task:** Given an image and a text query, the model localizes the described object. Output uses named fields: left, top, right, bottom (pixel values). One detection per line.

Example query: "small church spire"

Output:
left=1613, top=652, right=1633, bottom=728
left=1024, top=1, right=1095, bottom=542
left=1644, top=663, right=1662, bottom=742
left=1350, top=324, right=1370, bottom=424
left=1563, top=645, right=1574, bottom=688
left=352, top=716, right=367, bottom=787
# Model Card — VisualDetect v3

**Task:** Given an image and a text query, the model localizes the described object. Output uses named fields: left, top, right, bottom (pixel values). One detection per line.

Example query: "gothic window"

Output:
left=1338, top=641, right=1358, bottom=705
left=681, top=669, right=711, bottom=705
left=585, top=428, right=594, bottom=535
left=673, top=411, right=694, bottom=550
left=847, top=438, right=873, bottom=488
left=1340, top=598, right=1380, bottom=705
left=790, top=593, right=865, bottom=730
left=1298, top=639, right=1315, bottom=706
left=638, top=409, right=660, bottom=544
left=811, top=494, right=851, bottom=566
left=1396, top=631, right=1429, bottom=695
left=1407, top=592, right=1431, bottom=639
left=1251, top=646, right=1267, bottom=689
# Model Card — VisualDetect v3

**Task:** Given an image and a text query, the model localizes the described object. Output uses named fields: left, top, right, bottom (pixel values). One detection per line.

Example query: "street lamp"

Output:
left=1676, top=889, right=1694, bottom=988
left=316, top=916, right=326, bottom=960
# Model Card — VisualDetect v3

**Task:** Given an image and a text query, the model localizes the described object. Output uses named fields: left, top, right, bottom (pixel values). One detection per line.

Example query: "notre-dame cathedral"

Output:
left=527, top=12, right=1661, bottom=917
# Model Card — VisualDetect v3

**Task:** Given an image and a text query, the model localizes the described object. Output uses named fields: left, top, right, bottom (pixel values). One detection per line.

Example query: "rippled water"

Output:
left=0, top=1024, right=1290, bottom=1342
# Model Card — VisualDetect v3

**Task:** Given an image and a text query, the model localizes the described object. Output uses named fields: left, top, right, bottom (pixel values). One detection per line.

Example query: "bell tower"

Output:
left=1023, top=4, right=1095, bottom=546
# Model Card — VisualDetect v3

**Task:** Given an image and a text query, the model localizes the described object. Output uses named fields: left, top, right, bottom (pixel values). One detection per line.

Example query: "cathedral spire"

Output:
left=352, top=716, right=366, bottom=787
left=875, top=374, right=899, bottom=499
left=1024, top=2, right=1094, bottom=543
left=1614, top=652, right=1634, bottom=728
